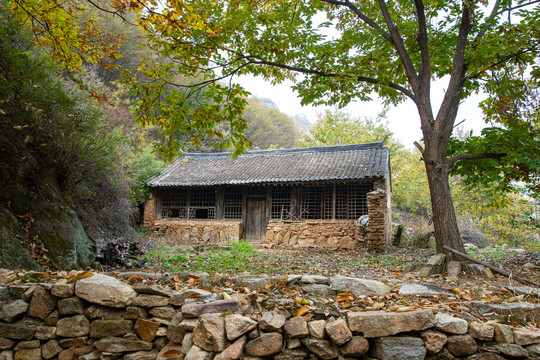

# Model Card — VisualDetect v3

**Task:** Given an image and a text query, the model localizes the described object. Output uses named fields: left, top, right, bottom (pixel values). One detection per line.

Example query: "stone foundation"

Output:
left=150, top=220, right=242, bottom=246
left=265, top=220, right=361, bottom=249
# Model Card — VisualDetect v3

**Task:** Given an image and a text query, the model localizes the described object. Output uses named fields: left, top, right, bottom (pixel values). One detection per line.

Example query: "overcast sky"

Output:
left=235, top=75, right=488, bottom=149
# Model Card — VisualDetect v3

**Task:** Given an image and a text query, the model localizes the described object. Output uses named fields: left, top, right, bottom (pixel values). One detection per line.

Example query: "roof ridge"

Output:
left=181, top=141, right=385, bottom=158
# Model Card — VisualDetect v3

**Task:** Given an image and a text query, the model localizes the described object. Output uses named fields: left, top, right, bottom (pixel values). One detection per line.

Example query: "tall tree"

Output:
left=9, top=0, right=540, bottom=257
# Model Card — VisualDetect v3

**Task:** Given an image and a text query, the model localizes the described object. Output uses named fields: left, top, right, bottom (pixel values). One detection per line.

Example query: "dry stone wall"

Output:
left=150, top=220, right=242, bottom=245
left=1, top=273, right=539, bottom=360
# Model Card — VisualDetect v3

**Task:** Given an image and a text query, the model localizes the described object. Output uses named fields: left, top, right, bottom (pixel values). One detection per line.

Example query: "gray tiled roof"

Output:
left=148, top=142, right=389, bottom=187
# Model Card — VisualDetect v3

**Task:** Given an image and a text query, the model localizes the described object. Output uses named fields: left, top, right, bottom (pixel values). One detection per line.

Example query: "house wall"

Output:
left=149, top=219, right=242, bottom=246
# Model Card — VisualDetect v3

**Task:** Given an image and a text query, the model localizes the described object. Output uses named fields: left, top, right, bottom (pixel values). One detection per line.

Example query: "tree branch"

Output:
left=320, top=0, right=393, bottom=42
left=376, top=0, right=420, bottom=93
left=413, top=141, right=424, bottom=155
left=413, top=0, right=430, bottom=87
left=447, top=152, right=504, bottom=169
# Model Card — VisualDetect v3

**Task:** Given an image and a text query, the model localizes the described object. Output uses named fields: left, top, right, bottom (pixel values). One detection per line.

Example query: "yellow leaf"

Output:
left=67, top=271, right=94, bottom=283
left=396, top=306, right=415, bottom=312
left=162, top=349, right=181, bottom=357
left=295, top=298, right=313, bottom=305
left=222, top=292, right=231, bottom=300
left=296, top=306, right=311, bottom=317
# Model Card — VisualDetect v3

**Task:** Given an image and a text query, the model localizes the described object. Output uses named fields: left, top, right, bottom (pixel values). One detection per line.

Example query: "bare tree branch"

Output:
left=447, top=152, right=504, bottom=169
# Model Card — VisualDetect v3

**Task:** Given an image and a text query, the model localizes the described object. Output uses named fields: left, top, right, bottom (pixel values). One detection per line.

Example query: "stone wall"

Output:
left=143, top=195, right=157, bottom=229
left=150, top=220, right=242, bottom=246
left=265, top=220, right=360, bottom=249
left=1, top=273, right=538, bottom=360
left=366, top=189, right=389, bottom=253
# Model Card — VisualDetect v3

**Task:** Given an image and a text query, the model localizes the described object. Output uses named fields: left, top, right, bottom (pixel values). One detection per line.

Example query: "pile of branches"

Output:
left=95, top=237, right=150, bottom=268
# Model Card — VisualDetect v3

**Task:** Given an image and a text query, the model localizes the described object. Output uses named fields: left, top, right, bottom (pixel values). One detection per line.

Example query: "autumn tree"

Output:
left=9, top=0, right=540, bottom=258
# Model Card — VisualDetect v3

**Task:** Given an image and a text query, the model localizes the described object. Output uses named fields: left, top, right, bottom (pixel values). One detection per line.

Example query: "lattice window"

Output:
left=301, top=187, right=322, bottom=219
left=322, top=186, right=333, bottom=219
left=160, top=189, right=187, bottom=219
left=188, top=188, right=216, bottom=219
left=271, top=187, right=291, bottom=220
left=224, top=188, right=243, bottom=219
left=348, top=184, right=371, bottom=219
left=335, top=185, right=348, bottom=219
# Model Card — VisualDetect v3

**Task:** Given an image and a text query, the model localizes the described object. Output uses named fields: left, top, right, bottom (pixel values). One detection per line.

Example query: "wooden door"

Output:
left=244, top=197, right=267, bottom=241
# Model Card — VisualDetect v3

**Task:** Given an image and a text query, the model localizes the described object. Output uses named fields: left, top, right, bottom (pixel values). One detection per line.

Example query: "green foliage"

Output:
left=243, top=98, right=300, bottom=149
left=392, top=148, right=431, bottom=215
left=124, top=146, right=163, bottom=206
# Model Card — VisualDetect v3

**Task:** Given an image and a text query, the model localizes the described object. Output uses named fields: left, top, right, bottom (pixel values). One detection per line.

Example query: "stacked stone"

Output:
left=265, top=220, right=359, bottom=250
left=367, top=189, right=387, bottom=253
left=1, top=274, right=540, bottom=360
left=151, top=221, right=242, bottom=245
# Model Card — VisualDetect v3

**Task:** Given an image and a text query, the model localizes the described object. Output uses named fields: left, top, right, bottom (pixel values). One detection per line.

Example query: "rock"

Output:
left=50, top=282, right=74, bottom=298
left=149, top=306, right=176, bottom=320
left=467, top=321, right=493, bottom=341
left=513, top=327, right=540, bottom=345
left=89, top=319, right=133, bottom=338
left=274, top=349, right=308, bottom=360
left=225, top=314, right=257, bottom=341
left=13, top=348, right=40, bottom=359
left=0, top=208, right=41, bottom=270
left=233, top=275, right=272, bottom=290
left=259, top=311, right=286, bottom=332
left=341, top=336, right=369, bottom=357
left=398, top=283, right=451, bottom=296
left=57, top=297, right=84, bottom=315
left=181, top=332, right=193, bottom=354
left=420, top=265, right=436, bottom=278
left=93, top=337, right=153, bottom=353
left=58, top=337, right=87, bottom=347
left=75, top=274, right=137, bottom=308
left=56, top=315, right=90, bottom=338
left=302, top=338, right=338, bottom=360
left=179, top=319, right=199, bottom=331
left=372, top=336, right=427, bottom=360
left=181, top=299, right=238, bottom=318
left=506, top=286, right=540, bottom=296
left=493, top=343, right=529, bottom=358
left=84, top=305, right=125, bottom=320
left=41, top=340, right=62, bottom=359
left=214, top=336, right=247, bottom=360
left=0, top=351, right=13, bottom=360
left=169, top=289, right=214, bottom=306
left=491, top=322, right=514, bottom=343
left=0, top=319, right=39, bottom=340
left=132, top=284, right=173, bottom=297
left=330, top=275, right=390, bottom=295
left=308, top=320, right=326, bottom=339
left=325, top=318, right=352, bottom=345
left=132, top=294, right=169, bottom=308
left=166, top=323, right=186, bottom=344
left=245, top=333, right=283, bottom=357
left=526, top=343, right=540, bottom=358
left=57, top=348, right=76, bottom=360
left=347, top=309, right=436, bottom=337
left=474, top=353, right=504, bottom=360
left=156, top=343, right=184, bottom=360
left=0, top=300, right=28, bottom=322
left=446, top=335, right=477, bottom=357
left=435, top=313, right=468, bottom=334
left=446, top=261, right=462, bottom=277
left=13, top=340, right=39, bottom=350
left=470, top=301, right=540, bottom=322
left=34, top=325, right=56, bottom=340
left=421, top=330, right=447, bottom=353
left=124, top=306, right=148, bottom=320
left=184, top=344, right=212, bottom=360
left=0, top=339, right=14, bottom=351
left=124, top=349, right=159, bottom=360
left=287, top=338, right=301, bottom=349
left=427, top=254, right=446, bottom=266
left=27, top=286, right=57, bottom=320
left=284, top=317, right=309, bottom=338
left=134, top=318, right=160, bottom=342
left=192, top=313, right=227, bottom=352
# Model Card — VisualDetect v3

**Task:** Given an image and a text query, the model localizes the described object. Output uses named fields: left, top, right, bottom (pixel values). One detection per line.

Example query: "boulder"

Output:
left=467, top=321, right=494, bottom=341
left=0, top=319, right=39, bottom=340
left=446, top=334, right=477, bottom=357
left=302, top=338, right=338, bottom=360
left=284, top=317, right=309, bottom=338
left=50, top=282, right=74, bottom=298
left=259, top=311, right=286, bottom=332
left=75, top=274, right=137, bottom=308
left=192, top=313, right=227, bottom=352
left=308, top=320, right=326, bottom=339
left=435, top=313, right=468, bottom=334
left=0, top=300, right=28, bottom=322
left=56, top=315, right=90, bottom=338
left=27, top=286, right=57, bottom=320
left=341, top=336, right=369, bottom=357
left=420, top=330, right=447, bottom=353
left=492, top=322, right=514, bottom=343
left=347, top=309, right=436, bottom=337
left=330, top=275, right=390, bottom=295
left=245, top=333, right=283, bottom=357
left=325, top=318, right=352, bottom=345
left=225, top=314, right=257, bottom=341
left=372, top=336, right=426, bottom=360
left=513, top=327, right=540, bottom=345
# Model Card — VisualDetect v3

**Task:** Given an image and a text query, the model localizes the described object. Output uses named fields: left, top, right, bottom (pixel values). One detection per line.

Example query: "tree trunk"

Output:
left=423, top=134, right=466, bottom=260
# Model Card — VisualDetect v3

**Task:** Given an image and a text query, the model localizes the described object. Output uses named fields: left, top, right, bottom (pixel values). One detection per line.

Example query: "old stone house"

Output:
left=144, top=141, right=392, bottom=252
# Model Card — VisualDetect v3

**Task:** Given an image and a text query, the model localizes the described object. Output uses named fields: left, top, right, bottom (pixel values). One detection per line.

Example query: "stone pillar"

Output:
left=367, top=189, right=387, bottom=253
left=143, top=193, right=157, bottom=229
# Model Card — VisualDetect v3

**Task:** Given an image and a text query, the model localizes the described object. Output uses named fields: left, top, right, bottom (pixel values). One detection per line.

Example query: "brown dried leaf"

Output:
left=162, top=349, right=181, bottom=357
left=296, top=306, right=311, bottom=317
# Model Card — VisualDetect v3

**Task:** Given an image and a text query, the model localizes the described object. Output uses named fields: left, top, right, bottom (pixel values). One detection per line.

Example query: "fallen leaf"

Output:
left=162, top=349, right=181, bottom=357
left=295, top=298, right=313, bottom=306
left=67, top=271, right=94, bottom=284
left=296, top=306, right=311, bottom=317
